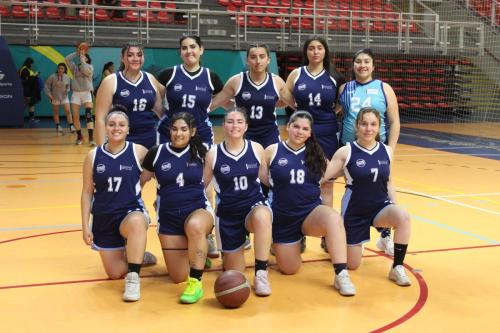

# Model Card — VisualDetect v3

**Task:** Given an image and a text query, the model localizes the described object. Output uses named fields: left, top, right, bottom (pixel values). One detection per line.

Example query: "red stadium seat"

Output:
left=262, top=16, right=276, bottom=28
left=248, top=15, right=260, bottom=27
left=268, top=0, right=279, bottom=6
left=231, top=0, right=243, bottom=7
left=281, top=0, right=291, bottom=7
left=256, top=0, right=267, bottom=5
left=0, top=5, right=10, bottom=17
left=218, top=0, right=230, bottom=6
left=121, top=0, right=133, bottom=7
left=95, top=8, right=109, bottom=21
left=164, top=2, right=176, bottom=10
left=158, top=11, right=174, bottom=23
left=126, top=10, right=139, bottom=22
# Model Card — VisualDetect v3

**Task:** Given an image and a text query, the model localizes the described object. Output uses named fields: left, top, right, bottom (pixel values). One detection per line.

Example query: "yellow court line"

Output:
left=0, top=205, right=79, bottom=212
left=394, top=177, right=500, bottom=206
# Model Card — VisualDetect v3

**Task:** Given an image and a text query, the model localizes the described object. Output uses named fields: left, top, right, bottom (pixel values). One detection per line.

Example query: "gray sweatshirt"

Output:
left=65, top=52, right=94, bottom=92
left=44, top=73, right=71, bottom=102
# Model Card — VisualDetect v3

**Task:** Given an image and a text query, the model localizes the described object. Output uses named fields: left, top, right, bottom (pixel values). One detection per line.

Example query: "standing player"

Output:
left=95, top=42, right=165, bottom=149
left=81, top=109, right=151, bottom=302
left=203, top=108, right=273, bottom=297
left=44, top=63, right=74, bottom=135
left=65, top=43, right=94, bottom=145
left=210, top=43, right=285, bottom=149
left=156, top=35, right=224, bottom=146
left=324, top=107, right=411, bottom=286
left=156, top=35, right=224, bottom=258
left=141, top=112, right=214, bottom=304
left=280, top=36, right=343, bottom=208
left=337, top=49, right=401, bottom=256
left=261, top=111, right=355, bottom=296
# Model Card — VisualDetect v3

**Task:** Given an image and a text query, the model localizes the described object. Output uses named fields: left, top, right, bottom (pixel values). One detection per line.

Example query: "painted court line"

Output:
left=412, top=215, right=500, bottom=244
left=399, top=187, right=500, bottom=216
left=437, top=192, right=500, bottom=198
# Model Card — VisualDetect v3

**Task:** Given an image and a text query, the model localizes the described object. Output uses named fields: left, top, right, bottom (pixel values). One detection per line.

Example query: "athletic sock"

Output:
left=393, top=243, right=408, bottom=267
left=255, top=259, right=268, bottom=274
left=190, top=267, right=203, bottom=281
left=128, top=263, right=141, bottom=274
left=333, top=263, right=347, bottom=275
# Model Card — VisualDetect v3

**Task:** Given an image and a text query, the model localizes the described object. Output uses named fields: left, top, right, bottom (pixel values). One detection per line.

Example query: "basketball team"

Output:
left=80, top=35, right=412, bottom=304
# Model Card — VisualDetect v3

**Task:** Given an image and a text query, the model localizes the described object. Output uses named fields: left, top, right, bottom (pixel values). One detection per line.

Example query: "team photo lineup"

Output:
left=67, top=34, right=412, bottom=304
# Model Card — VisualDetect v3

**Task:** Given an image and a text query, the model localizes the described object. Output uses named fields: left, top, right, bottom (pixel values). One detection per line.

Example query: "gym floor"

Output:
left=0, top=122, right=499, bottom=332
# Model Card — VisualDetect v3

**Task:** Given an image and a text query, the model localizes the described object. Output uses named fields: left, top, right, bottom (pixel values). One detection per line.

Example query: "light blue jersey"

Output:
left=339, top=79, right=388, bottom=144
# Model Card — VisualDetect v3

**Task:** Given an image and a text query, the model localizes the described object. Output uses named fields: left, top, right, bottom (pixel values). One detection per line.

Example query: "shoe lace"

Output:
left=183, top=278, right=199, bottom=295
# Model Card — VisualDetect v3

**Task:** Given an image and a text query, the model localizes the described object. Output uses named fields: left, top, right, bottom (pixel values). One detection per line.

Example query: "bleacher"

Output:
left=278, top=51, right=475, bottom=121
left=468, top=0, right=500, bottom=26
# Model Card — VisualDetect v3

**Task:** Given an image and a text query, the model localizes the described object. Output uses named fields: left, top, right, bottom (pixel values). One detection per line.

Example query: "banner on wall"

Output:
left=0, top=37, right=25, bottom=127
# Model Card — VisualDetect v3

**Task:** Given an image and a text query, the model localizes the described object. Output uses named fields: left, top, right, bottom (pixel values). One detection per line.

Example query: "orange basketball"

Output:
left=78, top=41, right=90, bottom=54
left=214, top=270, right=250, bottom=308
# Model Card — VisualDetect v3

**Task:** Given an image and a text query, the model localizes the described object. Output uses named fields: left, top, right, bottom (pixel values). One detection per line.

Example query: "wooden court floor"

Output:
left=0, top=123, right=499, bottom=332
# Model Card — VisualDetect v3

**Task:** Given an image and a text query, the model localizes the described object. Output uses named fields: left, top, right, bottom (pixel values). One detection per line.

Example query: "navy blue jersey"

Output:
left=159, top=65, right=215, bottom=144
left=269, top=142, right=322, bottom=216
left=91, top=142, right=144, bottom=215
left=151, top=143, right=207, bottom=211
left=112, top=71, right=158, bottom=148
left=342, top=141, right=391, bottom=216
left=292, top=66, right=338, bottom=128
left=234, top=71, right=280, bottom=147
left=212, top=140, right=265, bottom=219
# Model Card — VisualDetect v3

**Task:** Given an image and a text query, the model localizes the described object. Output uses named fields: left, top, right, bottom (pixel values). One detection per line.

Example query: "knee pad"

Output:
left=85, top=108, right=93, bottom=123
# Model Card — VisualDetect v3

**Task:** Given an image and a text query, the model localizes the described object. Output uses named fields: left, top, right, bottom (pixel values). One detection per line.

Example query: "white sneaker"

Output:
left=389, top=265, right=411, bottom=286
left=69, top=124, right=76, bottom=133
left=207, top=234, right=220, bottom=258
left=334, top=270, right=356, bottom=296
left=142, top=251, right=157, bottom=266
left=76, top=139, right=83, bottom=145
left=123, top=272, right=140, bottom=301
left=56, top=127, right=64, bottom=136
left=254, top=270, right=271, bottom=296
left=89, top=140, right=96, bottom=147
left=376, top=236, right=395, bottom=256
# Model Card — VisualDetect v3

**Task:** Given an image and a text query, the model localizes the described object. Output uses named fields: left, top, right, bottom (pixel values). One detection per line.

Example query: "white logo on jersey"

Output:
left=321, top=84, right=333, bottom=90
left=278, top=158, right=288, bottom=166
left=119, top=165, right=133, bottom=171
left=96, top=164, right=106, bottom=173
left=220, top=164, right=231, bottom=174
left=161, top=162, right=171, bottom=171
left=246, top=163, right=258, bottom=170
left=174, top=84, right=183, bottom=92
left=298, top=83, right=306, bottom=91
left=120, top=89, right=130, bottom=97
left=195, top=86, right=207, bottom=92
left=142, top=89, right=153, bottom=94
left=356, top=159, right=366, bottom=167
left=264, top=94, right=275, bottom=100
left=242, top=92, right=251, bottom=100
left=367, top=88, right=379, bottom=95
left=378, top=160, right=388, bottom=165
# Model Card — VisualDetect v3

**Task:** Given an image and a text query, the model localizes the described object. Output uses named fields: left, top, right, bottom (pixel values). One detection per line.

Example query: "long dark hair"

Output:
left=169, top=112, right=207, bottom=162
left=102, top=61, right=114, bottom=74
left=288, top=111, right=327, bottom=176
left=302, top=36, right=332, bottom=74
left=56, top=62, right=68, bottom=74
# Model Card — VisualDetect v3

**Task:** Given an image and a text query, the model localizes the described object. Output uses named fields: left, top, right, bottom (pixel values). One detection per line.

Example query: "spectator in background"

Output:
left=66, top=0, right=88, bottom=18
left=101, top=0, right=123, bottom=19
left=19, top=57, right=41, bottom=126
left=44, top=62, right=74, bottom=135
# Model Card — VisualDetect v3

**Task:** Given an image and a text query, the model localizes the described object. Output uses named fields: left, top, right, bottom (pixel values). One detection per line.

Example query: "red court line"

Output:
left=365, top=248, right=428, bottom=333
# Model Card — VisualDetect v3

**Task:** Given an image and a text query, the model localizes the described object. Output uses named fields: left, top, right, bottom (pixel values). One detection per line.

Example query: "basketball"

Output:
left=214, top=270, right=250, bottom=308
left=78, top=41, right=90, bottom=54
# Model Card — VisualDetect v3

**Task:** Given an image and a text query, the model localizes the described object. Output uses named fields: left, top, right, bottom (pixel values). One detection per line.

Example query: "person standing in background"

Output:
left=44, top=62, right=74, bottom=135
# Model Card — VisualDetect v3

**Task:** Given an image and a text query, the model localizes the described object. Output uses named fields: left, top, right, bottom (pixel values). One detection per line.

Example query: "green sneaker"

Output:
left=179, top=277, right=203, bottom=304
